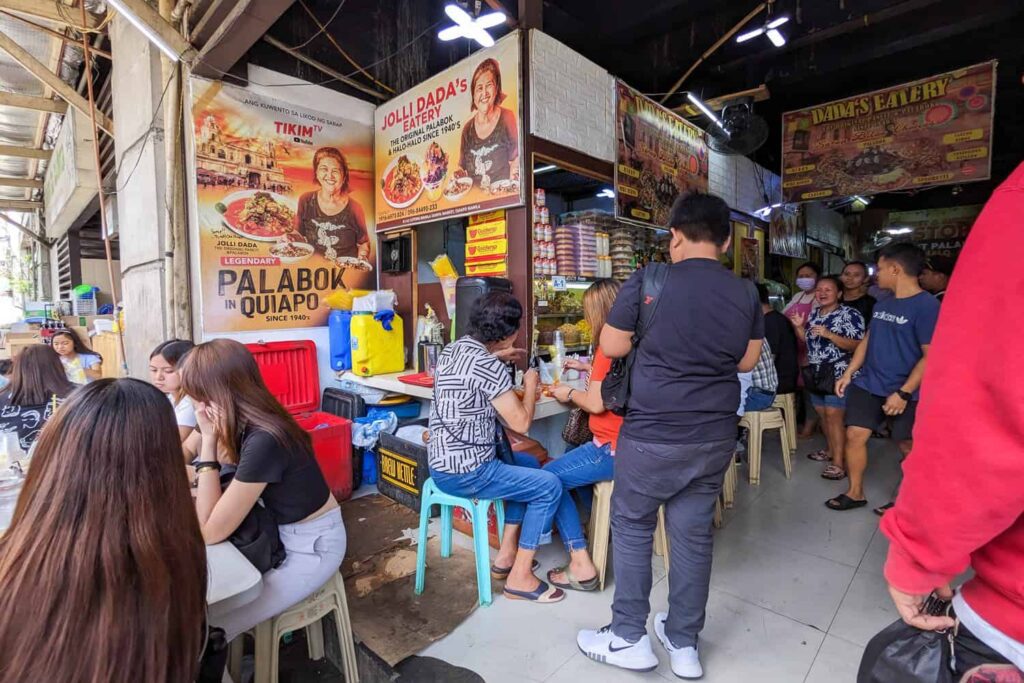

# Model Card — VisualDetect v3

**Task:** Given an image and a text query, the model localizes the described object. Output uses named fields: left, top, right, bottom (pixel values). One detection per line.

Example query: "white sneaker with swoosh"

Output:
left=577, top=625, right=658, bottom=672
left=655, top=612, right=703, bottom=679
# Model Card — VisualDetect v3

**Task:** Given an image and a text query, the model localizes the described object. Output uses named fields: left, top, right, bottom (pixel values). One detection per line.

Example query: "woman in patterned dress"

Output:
left=790, top=276, right=866, bottom=480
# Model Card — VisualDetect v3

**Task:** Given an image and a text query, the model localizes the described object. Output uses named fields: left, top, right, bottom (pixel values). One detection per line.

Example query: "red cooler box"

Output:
left=246, top=341, right=354, bottom=501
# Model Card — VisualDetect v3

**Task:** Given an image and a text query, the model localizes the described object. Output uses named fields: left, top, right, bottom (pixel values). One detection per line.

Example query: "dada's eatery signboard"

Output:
left=189, top=78, right=376, bottom=333
left=614, top=81, right=709, bottom=228
left=781, top=61, right=996, bottom=203
left=374, top=31, right=523, bottom=231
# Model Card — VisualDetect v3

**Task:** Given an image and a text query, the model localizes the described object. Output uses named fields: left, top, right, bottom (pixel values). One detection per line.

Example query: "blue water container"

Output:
left=328, top=310, right=353, bottom=371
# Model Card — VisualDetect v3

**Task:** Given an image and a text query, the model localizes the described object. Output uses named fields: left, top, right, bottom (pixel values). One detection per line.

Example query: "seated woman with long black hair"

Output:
left=428, top=291, right=565, bottom=604
left=0, top=379, right=207, bottom=683
left=0, top=345, right=76, bottom=451
left=179, top=339, right=346, bottom=641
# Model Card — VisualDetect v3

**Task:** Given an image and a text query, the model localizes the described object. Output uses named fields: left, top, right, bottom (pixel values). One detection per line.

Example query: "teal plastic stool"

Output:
left=415, top=477, right=505, bottom=605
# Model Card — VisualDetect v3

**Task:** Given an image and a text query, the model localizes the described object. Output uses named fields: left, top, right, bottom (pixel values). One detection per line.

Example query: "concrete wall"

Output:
left=109, top=14, right=171, bottom=377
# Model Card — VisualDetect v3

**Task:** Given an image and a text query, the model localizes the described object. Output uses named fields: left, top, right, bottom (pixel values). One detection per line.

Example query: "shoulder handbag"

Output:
left=220, top=468, right=286, bottom=573
left=561, top=407, right=593, bottom=446
left=801, top=362, right=836, bottom=396
left=601, top=263, right=670, bottom=416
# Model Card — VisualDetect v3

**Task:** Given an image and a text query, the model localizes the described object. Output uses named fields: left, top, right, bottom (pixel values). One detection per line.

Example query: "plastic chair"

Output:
left=722, top=456, right=738, bottom=509
left=772, top=393, right=798, bottom=452
left=589, top=481, right=669, bottom=591
left=739, top=407, right=792, bottom=485
left=228, top=570, right=360, bottom=683
left=414, top=477, right=505, bottom=606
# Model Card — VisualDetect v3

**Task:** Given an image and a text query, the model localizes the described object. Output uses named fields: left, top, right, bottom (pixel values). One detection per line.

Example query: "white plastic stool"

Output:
left=772, top=393, right=798, bottom=452
left=739, top=407, right=792, bottom=485
left=721, top=457, right=738, bottom=509
left=228, top=571, right=359, bottom=683
left=589, top=481, right=669, bottom=591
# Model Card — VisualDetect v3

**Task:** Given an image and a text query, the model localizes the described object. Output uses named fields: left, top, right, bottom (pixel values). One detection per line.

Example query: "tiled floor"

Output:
left=420, top=432, right=907, bottom=682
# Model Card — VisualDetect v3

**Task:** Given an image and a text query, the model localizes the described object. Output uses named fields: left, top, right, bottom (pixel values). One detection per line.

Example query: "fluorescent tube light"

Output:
left=107, top=0, right=181, bottom=62
left=766, top=28, right=786, bottom=47
left=686, top=92, right=729, bottom=136
left=736, top=27, right=765, bottom=43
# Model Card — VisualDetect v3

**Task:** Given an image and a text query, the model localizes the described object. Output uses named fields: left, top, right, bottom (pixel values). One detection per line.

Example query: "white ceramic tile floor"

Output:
left=419, top=432, right=910, bottom=682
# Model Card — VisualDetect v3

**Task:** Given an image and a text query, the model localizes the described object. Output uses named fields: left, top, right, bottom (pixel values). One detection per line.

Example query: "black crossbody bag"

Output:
left=601, top=263, right=669, bottom=416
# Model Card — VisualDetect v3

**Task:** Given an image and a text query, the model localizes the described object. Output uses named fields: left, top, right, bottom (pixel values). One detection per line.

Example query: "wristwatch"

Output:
left=896, top=389, right=913, bottom=401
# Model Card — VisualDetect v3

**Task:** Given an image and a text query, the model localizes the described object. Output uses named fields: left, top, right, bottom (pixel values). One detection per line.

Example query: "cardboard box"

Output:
left=8, top=338, right=43, bottom=357
left=69, top=326, right=92, bottom=349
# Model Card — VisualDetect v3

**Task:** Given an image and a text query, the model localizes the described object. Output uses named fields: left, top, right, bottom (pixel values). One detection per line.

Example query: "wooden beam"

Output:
left=0, top=92, right=67, bottom=114
left=0, top=10, right=112, bottom=59
left=0, top=145, right=50, bottom=160
left=0, top=0, right=101, bottom=29
left=0, top=199, right=42, bottom=210
left=0, top=28, right=114, bottom=136
left=673, top=85, right=770, bottom=116
left=109, top=0, right=196, bottom=62
left=0, top=210, right=49, bottom=247
left=659, top=2, right=766, bottom=104
left=0, top=176, right=42, bottom=189
left=484, top=0, right=518, bottom=27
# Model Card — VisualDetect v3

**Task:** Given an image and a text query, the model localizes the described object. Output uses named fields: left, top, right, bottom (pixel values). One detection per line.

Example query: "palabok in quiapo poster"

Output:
left=190, top=77, right=376, bottom=333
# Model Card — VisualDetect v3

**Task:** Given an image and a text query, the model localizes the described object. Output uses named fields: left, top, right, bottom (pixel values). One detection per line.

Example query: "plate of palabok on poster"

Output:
left=380, top=154, right=424, bottom=209
left=216, top=190, right=297, bottom=242
left=444, top=169, right=472, bottom=201
left=334, top=256, right=374, bottom=272
left=270, top=236, right=315, bottom=263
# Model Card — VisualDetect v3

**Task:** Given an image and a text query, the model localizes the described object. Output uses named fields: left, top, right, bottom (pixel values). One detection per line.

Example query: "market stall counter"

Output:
left=337, top=370, right=582, bottom=456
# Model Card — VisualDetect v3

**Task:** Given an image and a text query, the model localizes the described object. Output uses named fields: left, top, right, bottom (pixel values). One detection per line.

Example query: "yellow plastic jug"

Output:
left=350, top=311, right=404, bottom=376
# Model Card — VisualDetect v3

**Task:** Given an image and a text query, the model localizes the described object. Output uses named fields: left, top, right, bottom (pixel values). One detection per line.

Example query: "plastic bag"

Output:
left=352, top=410, right=398, bottom=448
left=857, top=619, right=953, bottom=683
left=353, top=290, right=397, bottom=313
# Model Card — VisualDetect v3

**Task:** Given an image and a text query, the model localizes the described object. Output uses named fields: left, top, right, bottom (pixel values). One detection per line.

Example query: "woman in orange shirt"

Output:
left=545, top=279, right=623, bottom=591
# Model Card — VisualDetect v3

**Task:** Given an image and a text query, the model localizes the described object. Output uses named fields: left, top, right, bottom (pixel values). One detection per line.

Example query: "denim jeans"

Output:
left=744, top=387, right=776, bottom=412
left=429, top=452, right=562, bottom=550
left=542, top=441, right=615, bottom=552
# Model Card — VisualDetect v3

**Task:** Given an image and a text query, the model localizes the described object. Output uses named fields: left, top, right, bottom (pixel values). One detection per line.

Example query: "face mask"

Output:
left=796, top=277, right=817, bottom=292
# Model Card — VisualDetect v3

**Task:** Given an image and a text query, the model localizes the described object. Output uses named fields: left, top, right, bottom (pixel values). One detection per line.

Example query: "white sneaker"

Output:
left=577, top=625, right=659, bottom=672
left=655, top=612, right=703, bottom=679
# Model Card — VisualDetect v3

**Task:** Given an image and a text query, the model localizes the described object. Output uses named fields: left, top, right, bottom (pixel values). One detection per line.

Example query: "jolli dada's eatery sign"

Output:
left=781, top=61, right=996, bottom=203
left=374, top=31, right=524, bottom=231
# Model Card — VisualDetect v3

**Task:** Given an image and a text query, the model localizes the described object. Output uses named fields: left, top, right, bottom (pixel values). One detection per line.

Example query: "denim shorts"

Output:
left=810, top=392, right=846, bottom=408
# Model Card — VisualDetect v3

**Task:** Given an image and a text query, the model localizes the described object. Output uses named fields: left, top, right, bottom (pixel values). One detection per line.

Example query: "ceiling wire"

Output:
left=297, top=0, right=395, bottom=94
left=286, top=0, right=346, bottom=50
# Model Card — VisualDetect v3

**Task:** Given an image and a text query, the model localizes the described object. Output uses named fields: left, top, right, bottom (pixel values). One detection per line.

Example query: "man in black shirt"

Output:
left=577, top=193, right=764, bottom=679
left=758, top=283, right=798, bottom=395
left=841, top=261, right=877, bottom=324
left=920, top=255, right=954, bottom=302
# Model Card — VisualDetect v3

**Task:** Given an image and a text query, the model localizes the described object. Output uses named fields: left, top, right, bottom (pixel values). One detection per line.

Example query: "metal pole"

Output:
left=80, top=1, right=128, bottom=374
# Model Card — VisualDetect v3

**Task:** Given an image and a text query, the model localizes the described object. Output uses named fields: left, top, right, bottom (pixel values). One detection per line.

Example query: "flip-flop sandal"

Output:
left=826, top=494, right=867, bottom=511
left=503, top=580, right=565, bottom=603
left=547, top=566, right=599, bottom=592
left=490, top=558, right=540, bottom=581
left=821, top=465, right=847, bottom=480
left=806, top=449, right=830, bottom=461
left=873, top=502, right=895, bottom=516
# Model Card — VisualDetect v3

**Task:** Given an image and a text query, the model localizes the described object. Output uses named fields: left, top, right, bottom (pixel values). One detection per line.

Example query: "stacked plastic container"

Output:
left=72, top=285, right=98, bottom=316
left=554, top=222, right=597, bottom=278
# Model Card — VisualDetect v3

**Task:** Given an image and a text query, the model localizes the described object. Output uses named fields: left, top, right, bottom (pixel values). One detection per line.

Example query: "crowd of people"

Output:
left=0, top=174, right=1020, bottom=682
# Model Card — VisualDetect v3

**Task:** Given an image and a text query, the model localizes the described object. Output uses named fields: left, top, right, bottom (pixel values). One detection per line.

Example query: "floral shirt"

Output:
left=806, top=305, right=866, bottom=380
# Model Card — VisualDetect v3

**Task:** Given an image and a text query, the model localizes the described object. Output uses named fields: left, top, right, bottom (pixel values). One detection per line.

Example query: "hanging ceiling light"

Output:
left=438, top=3, right=506, bottom=48
left=736, top=10, right=790, bottom=48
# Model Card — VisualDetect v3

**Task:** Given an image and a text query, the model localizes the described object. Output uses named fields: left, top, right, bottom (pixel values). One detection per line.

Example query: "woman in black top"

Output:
left=293, top=146, right=371, bottom=269
left=0, top=345, right=75, bottom=451
left=457, top=58, right=520, bottom=189
left=179, top=339, right=346, bottom=641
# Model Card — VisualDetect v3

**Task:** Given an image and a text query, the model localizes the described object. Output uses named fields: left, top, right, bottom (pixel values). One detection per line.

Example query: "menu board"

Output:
left=614, top=81, right=709, bottom=228
left=374, top=32, right=523, bottom=231
left=190, top=78, right=376, bottom=332
left=886, top=205, right=982, bottom=259
left=782, top=62, right=996, bottom=203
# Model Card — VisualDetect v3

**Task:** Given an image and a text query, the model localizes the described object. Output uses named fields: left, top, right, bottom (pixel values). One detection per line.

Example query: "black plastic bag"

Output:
left=196, top=626, right=228, bottom=683
left=858, top=619, right=954, bottom=683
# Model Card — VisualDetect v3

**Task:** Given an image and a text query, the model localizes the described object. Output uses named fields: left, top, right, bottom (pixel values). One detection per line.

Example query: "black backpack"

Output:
left=601, top=263, right=670, bottom=416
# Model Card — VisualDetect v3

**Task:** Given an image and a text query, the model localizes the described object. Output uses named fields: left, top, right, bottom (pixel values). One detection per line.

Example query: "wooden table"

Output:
left=207, top=542, right=263, bottom=617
